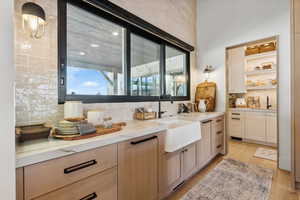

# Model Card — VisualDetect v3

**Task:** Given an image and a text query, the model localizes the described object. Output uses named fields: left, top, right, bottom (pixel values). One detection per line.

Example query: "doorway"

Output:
left=225, top=36, right=279, bottom=165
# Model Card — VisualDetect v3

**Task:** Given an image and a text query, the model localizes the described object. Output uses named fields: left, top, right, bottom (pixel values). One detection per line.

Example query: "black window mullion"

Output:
left=160, top=44, right=166, bottom=97
left=58, top=0, right=67, bottom=104
left=125, top=29, right=131, bottom=96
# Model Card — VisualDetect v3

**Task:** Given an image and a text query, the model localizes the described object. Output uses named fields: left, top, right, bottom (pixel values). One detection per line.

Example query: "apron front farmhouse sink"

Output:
left=157, top=118, right=201, bottom=152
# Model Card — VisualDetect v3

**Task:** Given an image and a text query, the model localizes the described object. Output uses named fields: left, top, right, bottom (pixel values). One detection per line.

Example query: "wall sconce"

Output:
left=203, top=65, right=214, bottom=81
left=22, top=2, right=46, bottom=39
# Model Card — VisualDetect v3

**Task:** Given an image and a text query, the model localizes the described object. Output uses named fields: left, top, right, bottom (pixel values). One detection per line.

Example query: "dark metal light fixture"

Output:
left=22, top=2, right=46, bottom=39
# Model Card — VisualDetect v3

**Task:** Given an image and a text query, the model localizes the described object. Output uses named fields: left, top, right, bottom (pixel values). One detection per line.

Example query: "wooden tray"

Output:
left=53, top=122, right=126, bottom=141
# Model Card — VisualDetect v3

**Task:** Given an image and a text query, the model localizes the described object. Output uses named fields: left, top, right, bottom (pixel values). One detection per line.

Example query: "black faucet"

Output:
left=158, top=94, right=173, bottom=118
left=267, top=96, right=272, bottom=109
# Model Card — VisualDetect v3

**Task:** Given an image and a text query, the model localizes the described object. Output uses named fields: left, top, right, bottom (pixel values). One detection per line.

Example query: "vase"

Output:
left=198, top=100, right=206, bottom=113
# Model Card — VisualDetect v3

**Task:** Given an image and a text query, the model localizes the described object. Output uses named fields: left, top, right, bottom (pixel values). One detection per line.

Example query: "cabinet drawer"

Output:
left=35, top=167, right=117, bottom=200
left=214, top=131, right=224, bottom=154
left=214, top=117, right=224, bottom=132
left=216, top=130, right=224, bottom=145
left=229, top=117, right=243, bottom=137
left=24, top=144, right=117, bottom=200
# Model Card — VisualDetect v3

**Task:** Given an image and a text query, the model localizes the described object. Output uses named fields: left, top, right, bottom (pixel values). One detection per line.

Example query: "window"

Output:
left=66, top=3, right=125, bottom=96
left=58, top=0, right=192, bottom=103
left=166, top=46, right=188, bottom=97
left=131, top=34, right=160, bottom=96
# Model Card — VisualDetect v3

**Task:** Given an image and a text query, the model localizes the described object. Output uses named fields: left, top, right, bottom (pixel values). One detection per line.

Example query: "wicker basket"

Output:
left=259, top=42, right=276, bottom=53
left=134, top=112, right=156, bottom=120
left=245, top=46, right=260, bottom=56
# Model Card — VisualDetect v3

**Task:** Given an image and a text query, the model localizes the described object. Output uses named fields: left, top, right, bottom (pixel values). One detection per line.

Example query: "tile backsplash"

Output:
left=14, top=0, right=196, bottom=126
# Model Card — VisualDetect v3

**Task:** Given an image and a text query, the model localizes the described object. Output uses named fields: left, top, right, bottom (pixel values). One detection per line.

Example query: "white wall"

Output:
left=0, top=0, right=15, bottom=199
left=197, top=0, right=291, bottom=170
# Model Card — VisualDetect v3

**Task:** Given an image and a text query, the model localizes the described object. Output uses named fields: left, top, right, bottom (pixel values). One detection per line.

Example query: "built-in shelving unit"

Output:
left=245, top=50, right=276, bottom=61
left=246, top=85, right=277, bottom=91
left=245, top=69, right=276, bottom=76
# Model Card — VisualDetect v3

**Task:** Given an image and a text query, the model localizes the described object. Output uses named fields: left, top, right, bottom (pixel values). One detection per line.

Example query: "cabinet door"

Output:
left=118, top=134, right=159, bottom=200
left=266, top=114, right=277, bottom=144
left=159, top=150, right=182, bottom=197
left=182, top=143, right=197, bottom=179
left=228, top=112, right=244, bottom=138
left=197, top=121, right=212, bottom=170
left=227, top=47, right=246, bottom=93
left=244, top=112, right=266, bottom=142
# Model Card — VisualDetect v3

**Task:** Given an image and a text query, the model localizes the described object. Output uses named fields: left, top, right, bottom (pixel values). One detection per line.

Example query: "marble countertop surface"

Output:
left=229, top=108, right=277, bottom=113
left=16, top=112, right=224, bottom=168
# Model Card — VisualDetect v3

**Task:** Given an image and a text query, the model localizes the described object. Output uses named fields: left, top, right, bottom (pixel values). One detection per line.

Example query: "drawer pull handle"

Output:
left=216, top=119, right=223, bottom=123
left=80, top=192, right=97, bottom=200
left=131, top=135, right=157, bottom=145
left=217, top=131, right=222, bottom=135
left=182, top=149, right=188, bottom=153
left=232, top=113, right=240, bottom=115
left=202, top=120, right=212, bottom=124
left=64, top=160, right=97, bottom=174
left=232, top=118, right=240, bottom=120
left=217, top=144, right=222, bottom=149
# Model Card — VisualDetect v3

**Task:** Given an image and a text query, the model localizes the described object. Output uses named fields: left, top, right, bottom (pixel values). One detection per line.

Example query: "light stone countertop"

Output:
left=16, top=112, right=224, bottom=168
left=229, top=108, right=277, bottom=113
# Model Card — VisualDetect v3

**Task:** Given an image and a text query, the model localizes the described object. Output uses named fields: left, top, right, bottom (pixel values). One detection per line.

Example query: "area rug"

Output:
left=254, top=147, right=277, bottom=161
left=180, top=158, right=273, bottom=200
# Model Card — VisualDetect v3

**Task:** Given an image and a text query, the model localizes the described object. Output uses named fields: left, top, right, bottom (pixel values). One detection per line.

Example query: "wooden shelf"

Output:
left=245, top=69, right=276, bottom=76
left=245, top=51, right=276, bottom=61
left=247, top=85, right=277, bottom=90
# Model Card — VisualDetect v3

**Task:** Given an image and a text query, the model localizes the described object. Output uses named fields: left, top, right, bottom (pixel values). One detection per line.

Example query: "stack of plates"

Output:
left=56, top=120, right=80, bottom=135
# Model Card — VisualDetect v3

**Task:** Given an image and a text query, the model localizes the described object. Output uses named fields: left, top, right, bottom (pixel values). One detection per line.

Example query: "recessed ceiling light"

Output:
left=112, top=31, right=119, bottom=36
left=90, top=43, right=99, bottom=48
left=79, top=51, right=86, bottom=56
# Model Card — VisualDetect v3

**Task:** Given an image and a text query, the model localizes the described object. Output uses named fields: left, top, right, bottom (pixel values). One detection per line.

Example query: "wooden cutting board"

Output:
left=195, top=81, right=216, bottom=112
left=53, top=122, right=126, bottom=141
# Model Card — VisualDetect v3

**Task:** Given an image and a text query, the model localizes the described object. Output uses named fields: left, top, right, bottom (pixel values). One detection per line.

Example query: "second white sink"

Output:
left=157, top=118, right=201, bottom=152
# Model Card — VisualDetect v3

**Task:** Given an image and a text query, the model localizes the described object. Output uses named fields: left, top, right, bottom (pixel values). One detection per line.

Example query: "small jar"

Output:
left=103, top=117, right=113, bottom=129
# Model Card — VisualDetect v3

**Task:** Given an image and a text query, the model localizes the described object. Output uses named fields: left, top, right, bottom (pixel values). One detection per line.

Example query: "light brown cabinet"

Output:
left=18, top=115, right=225, bottom=199
left=159, top=149, right=183, bottom=198
left=212, top=117, right=225, bottom=156
left=159, top=142, right=198, bottom=199
left=182, top=143, right=198, bottom=179
left=197, top=120, right=212, bottom=170
left=118, top=134, right=159, bottom=200
left=24, top=144, right=117, bottom=200
left=35, top=167, right=117, bottom=200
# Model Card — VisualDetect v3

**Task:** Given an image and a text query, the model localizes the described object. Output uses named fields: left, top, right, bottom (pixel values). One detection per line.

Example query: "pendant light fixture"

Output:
left=22, top=2, right=46, bottom=39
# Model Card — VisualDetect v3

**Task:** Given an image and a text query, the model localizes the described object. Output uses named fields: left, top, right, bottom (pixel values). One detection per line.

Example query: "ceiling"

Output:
left=66, top=3, right=182, bottom=73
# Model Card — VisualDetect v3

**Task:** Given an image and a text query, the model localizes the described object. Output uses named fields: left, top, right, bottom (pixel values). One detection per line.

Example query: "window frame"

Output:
left=58, top=0, right=192, bottom=104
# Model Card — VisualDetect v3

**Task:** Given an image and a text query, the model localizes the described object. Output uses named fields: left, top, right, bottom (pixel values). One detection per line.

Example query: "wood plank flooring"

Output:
left=167, top=140, right=298, bottom=200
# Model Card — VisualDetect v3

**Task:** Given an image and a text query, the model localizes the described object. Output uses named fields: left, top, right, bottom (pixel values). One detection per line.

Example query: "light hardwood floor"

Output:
left=167, top=140, right=298, bottom=200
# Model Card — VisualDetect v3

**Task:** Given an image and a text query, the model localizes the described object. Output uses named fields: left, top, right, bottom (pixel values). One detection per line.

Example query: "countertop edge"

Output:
left=16, top=112, right=225, bottom=168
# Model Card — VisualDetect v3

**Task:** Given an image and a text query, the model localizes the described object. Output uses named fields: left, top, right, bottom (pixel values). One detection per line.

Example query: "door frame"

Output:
left=224, top=36, right=280, bottom=168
